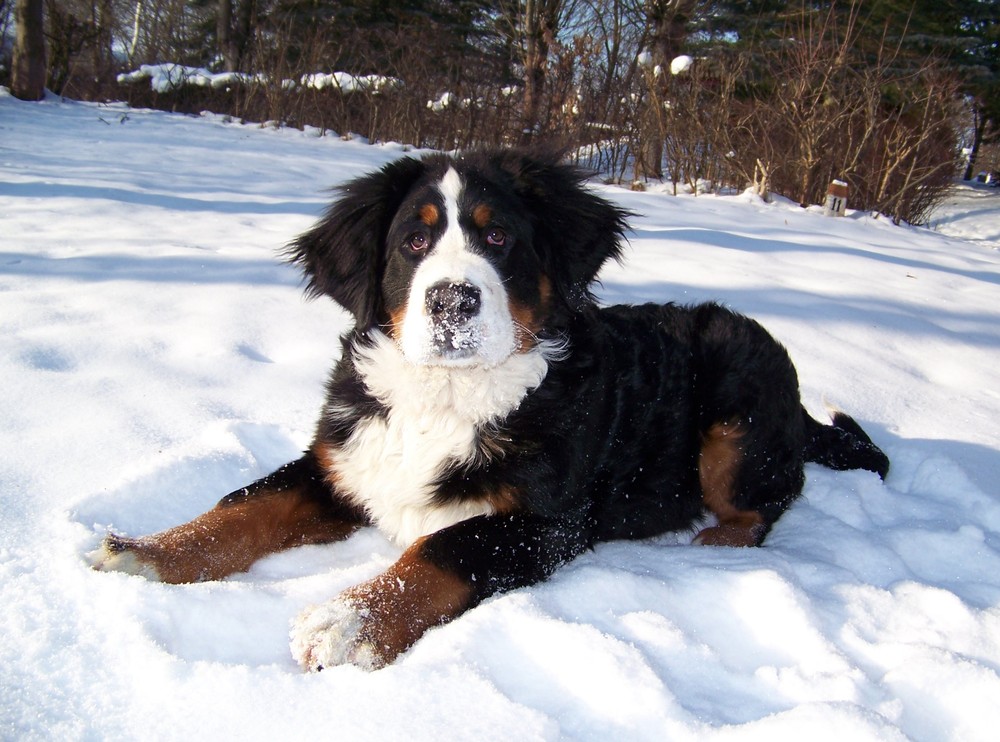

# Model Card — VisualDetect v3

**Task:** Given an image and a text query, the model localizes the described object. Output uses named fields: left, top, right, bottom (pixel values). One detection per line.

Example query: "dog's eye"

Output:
left=407, top=232, right=429, bottom=252
left=486, top=228, right=506, bottom=247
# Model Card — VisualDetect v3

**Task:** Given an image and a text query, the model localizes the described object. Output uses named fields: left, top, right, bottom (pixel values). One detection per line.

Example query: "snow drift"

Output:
left=2, top=90, right=999, bottom=741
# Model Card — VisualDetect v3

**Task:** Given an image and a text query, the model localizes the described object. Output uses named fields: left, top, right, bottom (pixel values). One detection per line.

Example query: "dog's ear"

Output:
left=497, top=150, right=630, bottom=309
left=285, top=156, right=427, bottom=328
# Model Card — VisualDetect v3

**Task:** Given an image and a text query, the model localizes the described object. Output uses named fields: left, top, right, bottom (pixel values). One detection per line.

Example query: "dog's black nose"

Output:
left=425, top=282, right=482, bottom=321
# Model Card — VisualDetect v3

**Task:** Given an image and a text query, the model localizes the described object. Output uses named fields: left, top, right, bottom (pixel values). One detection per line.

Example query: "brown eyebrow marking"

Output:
left=419, top=204, right=439, bottom=227
left=472, top=204, right=492, bottom=229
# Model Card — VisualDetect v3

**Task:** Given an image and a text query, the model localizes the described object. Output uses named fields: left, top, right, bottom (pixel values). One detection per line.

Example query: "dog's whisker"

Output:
left=512, top=319, right=539, bottom=343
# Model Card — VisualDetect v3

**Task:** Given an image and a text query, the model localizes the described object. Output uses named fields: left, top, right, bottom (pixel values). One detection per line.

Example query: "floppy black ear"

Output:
left=285, top=156, right=428, bottom=329
left=495, top=150, right=631, bottom=309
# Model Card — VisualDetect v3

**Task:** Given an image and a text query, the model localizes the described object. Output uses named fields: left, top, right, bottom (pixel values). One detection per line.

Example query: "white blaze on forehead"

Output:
left=398, top=166, right=517, bottom=367
left=433, top=167, right=469, bottom=266
left=439, top=167, right=464, bottom=219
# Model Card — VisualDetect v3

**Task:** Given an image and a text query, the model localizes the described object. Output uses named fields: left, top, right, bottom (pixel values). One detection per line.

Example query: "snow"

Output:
left=118, top=64, right=265, bottom=93
left=428, top=91, right=456, bottom=112
left=298, top=72, right=401, bottom=94
left=2, top=89, right=1000, bottom=740
left=671, top=55, right=694, bottom=75
left=118, top=64, right=401, bottom=95
left=929, top=182, right=1000, bottom=252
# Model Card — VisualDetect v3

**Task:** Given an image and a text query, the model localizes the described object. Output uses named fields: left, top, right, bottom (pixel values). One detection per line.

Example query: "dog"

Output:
left=91, top=149, right=889, bottom=671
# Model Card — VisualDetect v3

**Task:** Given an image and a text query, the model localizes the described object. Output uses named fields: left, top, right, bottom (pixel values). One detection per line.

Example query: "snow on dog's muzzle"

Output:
left=425, top=281, right=482, bottom=358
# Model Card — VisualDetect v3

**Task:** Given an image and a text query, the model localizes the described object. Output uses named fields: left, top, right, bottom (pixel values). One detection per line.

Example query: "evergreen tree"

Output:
left=260, top=0, right=504, bottom=75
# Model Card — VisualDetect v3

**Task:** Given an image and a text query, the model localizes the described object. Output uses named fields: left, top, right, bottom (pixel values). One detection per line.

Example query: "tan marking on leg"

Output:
left=694, top=513, right=765, bottom=547
left=699, top=421, right=744, bottom=515
left=339, top=536, right=473, bottom=668
left=695, top=422, right=765, bottom=547
left=97, top=489, right=357, bottom=583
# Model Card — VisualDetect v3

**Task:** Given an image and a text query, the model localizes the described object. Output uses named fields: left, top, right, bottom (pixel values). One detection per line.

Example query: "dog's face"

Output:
left=382, top=165, right=547, bottom=366
left=286, top=150, right=628, bottom=367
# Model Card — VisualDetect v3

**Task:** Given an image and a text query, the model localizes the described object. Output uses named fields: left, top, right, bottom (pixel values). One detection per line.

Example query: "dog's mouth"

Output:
left=397, top=280, right=517, bottom=368
left=429, top=320, right=481, bottom=360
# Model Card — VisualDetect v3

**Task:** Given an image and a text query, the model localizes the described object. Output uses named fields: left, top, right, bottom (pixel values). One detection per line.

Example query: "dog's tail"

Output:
left=802, top=408, right=889, bottom=480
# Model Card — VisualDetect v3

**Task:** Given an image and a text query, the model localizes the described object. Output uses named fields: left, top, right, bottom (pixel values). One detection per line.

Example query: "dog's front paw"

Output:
left=289, top=597, right=382, bottom=672
left=87, top=533, right=163, bottom=581
left=289, top=540, right=475, bottom=672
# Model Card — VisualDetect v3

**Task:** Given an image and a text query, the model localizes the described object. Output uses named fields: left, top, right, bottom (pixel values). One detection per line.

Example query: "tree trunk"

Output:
left=218, top=0, right=235, bottom=71
left=128, top=0, right=144, bottom=64
left=963, top=105, right=984, bottom=181
left=11, top=0, right=47, bottom=101
left=234, top=0, right=255, bottom=69
left=519, top=0, right=560, bottom=144
left=637, top=0, right=699, bottom=180
left=91, top=0, right=115, bottom=86
left=218, top=0, right=256, bottom=72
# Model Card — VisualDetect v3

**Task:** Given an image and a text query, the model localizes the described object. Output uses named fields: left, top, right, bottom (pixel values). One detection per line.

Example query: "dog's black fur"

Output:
left=94, top=150, right=888, bottom=670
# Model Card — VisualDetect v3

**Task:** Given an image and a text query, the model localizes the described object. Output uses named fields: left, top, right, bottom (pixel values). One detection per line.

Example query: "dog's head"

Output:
left=286, top=150, right=629, bottom=366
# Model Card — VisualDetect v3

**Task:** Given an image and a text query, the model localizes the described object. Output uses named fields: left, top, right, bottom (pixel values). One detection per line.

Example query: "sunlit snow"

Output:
left=2, top=90, right=999, bottom=741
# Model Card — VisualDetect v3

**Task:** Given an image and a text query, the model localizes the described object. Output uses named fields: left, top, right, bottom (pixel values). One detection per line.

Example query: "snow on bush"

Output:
left=118, top=63, right=402, bottom=95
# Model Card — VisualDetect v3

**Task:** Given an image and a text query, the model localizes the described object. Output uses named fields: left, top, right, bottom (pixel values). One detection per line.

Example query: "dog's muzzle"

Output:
left=425, top=281, right=482, bottom=358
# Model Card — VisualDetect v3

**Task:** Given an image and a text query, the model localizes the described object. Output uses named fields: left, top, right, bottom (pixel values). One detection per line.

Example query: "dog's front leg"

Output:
left=90, top=452, right=365, bottom=583
left=290, top=511, right=586, bottom=671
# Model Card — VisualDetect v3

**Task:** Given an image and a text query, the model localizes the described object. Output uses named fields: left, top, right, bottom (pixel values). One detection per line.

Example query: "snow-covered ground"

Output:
left=2, top=91, right=999, bottom=741
left=929, top=181, right=1000, bottom=252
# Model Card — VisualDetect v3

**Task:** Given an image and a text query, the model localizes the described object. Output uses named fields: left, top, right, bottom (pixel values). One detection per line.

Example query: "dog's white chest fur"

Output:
left=324, top=332, right=552, bottom=546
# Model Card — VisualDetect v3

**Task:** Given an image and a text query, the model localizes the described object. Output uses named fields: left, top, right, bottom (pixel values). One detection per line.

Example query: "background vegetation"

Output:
left=4, top=0, right=999, bottom=224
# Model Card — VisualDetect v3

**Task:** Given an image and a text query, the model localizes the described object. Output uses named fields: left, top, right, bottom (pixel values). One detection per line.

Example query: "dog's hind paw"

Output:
left=289, top=598, right=381, bottom=672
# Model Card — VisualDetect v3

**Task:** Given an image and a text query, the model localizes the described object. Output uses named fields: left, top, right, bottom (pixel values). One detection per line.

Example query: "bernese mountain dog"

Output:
left=91, top=149, right=889, bottom=671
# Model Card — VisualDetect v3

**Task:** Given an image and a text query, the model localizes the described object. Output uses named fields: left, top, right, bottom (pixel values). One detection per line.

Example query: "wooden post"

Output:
left=824, top=180, right=848, bottom=217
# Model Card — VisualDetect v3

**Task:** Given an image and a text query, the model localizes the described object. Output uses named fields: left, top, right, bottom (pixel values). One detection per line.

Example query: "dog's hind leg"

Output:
left=694, top=421, right=770, bottom=547
left=90, top=452, right=365, bottom=583
left=693, top=411, right=809, bottom=547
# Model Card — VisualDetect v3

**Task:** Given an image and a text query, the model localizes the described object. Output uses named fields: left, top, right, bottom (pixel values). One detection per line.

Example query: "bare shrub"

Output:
left=51, top=0, right=964, bottom=225
left=724, top=5, right=963, bottom=224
